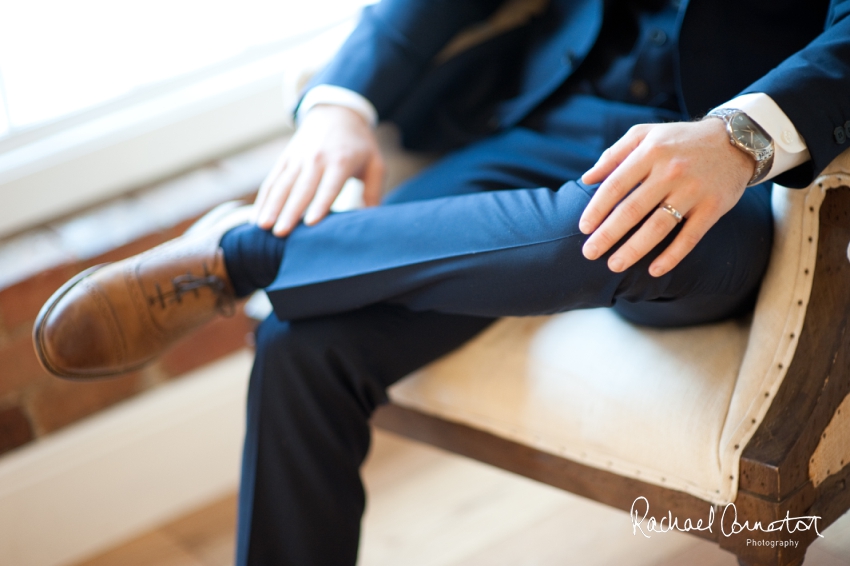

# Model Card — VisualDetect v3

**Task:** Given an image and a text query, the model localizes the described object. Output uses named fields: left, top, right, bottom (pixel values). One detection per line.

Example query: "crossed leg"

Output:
left=233, top=124, right=773, bottom=564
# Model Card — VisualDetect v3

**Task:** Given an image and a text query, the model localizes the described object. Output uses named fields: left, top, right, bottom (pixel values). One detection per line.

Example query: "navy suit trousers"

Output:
left=235, top=96, right=773, bottom=564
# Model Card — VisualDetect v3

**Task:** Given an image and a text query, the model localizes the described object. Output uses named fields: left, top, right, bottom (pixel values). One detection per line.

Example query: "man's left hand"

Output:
left=579, top=119, right=755, bottom=277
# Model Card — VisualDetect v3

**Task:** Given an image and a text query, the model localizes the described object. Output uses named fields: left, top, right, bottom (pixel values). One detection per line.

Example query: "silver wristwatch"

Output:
left=706, top=108, right=775, bottom=186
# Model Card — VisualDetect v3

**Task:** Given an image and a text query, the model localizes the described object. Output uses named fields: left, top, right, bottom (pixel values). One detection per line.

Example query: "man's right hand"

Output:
left=253, top=105, right=385, bottom=236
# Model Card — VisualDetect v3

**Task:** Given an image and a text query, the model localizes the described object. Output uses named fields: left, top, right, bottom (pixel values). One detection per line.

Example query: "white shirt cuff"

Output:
left=715, top=93, right=810, bottom=181
left=295, top=85, right=378, bottom=128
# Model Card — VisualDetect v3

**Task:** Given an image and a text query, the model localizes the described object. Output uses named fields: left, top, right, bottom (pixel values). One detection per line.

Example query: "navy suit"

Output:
left=234, top=1, right=850, bottom=564
left=312, top=0, right=849, bottom=185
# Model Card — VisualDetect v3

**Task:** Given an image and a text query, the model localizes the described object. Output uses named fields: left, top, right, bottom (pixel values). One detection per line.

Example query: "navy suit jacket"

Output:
left=309, top=0, right=850, bottom=188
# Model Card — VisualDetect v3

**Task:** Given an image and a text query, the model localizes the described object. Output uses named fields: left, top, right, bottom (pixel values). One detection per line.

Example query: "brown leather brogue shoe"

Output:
left=33, top=202, right=254, bottom=379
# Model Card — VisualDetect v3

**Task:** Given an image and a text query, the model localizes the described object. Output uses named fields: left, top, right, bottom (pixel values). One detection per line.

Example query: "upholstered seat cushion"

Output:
left=388, top=175, right=836, bottom=504
left=389, top=309, right=750, bottom=502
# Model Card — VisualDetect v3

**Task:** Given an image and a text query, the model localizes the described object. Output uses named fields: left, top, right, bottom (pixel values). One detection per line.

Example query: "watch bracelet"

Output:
left=704, top=109, right=774, bottom=186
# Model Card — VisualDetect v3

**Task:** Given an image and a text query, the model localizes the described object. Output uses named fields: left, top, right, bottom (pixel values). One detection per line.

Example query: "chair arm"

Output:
left=740, top=167, right=850, bottom=509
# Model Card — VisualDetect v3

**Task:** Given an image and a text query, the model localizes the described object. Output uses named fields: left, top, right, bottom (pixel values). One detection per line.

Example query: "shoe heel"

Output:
left=185, top=201, right=246, bottom=237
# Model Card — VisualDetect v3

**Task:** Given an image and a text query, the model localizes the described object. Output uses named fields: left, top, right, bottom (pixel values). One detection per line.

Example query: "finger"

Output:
left=648, top=209, right=714, bottom=277
left=580, top=124, right=650, bottom=186
left=582, top=179, right=668, bottom=261
left=256, top=163, right=300, bottom=230
left=606, top=202, right=684, bottom=273
left=579, top=147, right=652, bottom=237
left=253, top=153, right=289, bottom=223
left=361, top=154, right=385, bottom=207
left=304, top=166, right=349, bottom=225
left=274, top=164, right=323, bottom=236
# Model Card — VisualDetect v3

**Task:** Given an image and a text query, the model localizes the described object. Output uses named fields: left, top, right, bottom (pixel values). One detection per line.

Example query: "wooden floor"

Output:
left=75, top=430, right=850, bottom=566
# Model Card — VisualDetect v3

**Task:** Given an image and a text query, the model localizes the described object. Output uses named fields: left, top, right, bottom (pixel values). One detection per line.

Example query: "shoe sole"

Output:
left=33, top=264, right=111, bottom=380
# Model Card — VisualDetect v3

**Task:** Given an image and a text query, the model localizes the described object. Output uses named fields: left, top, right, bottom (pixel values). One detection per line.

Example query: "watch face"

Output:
left=730, top=113, right=770, bottom=150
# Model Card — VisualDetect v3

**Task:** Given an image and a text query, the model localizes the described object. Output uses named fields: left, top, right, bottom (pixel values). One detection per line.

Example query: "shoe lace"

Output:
left=147, top=263, right=235, bottom=316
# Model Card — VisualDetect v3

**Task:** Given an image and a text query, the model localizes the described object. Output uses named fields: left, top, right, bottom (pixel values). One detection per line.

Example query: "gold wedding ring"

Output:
left=659, top=203, right=683, bottom=223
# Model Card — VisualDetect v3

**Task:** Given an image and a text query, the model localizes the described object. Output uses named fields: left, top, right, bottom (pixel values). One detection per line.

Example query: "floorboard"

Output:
left=74, top=430, right=850, bottom=566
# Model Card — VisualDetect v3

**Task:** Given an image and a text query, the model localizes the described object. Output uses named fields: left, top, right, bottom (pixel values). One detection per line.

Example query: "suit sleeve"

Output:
left=743, top=0, right=850, bottom=187
left=303, top=0, right=505, bottom=120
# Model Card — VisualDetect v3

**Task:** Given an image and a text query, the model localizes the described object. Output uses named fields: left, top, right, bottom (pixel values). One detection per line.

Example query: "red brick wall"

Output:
left=0, top=160, right=267, bottom=458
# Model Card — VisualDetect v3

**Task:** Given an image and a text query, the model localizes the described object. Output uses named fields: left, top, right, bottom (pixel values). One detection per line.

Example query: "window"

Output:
left=0, top=0, right=374, bottom=237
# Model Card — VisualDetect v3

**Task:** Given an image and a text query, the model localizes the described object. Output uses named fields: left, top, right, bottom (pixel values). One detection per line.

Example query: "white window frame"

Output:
left=0, top=18, right=353, bottom=239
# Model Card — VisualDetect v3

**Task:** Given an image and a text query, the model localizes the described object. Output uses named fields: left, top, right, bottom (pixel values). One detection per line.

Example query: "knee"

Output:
left=251, top=313, right=388, bottom=416
left=252, top=314, right=338, bottom=383
left=253, top=314, right=294, bottom=358
left=253, top=313, right=362, bottom=366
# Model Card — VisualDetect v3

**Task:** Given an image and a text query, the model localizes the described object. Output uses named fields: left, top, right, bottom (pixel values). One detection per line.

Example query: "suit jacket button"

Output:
left=629, top=79, right=649, bottom=100
left=844, top=120, right=850, bottom=139
left=835, top=126, right=847, bottom=145
left=649, top=29, right=667, bottom=46
left=562, top=49, right=577, bottom=67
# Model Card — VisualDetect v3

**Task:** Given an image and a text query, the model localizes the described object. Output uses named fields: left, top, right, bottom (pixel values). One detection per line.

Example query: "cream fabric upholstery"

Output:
left=389, top=154, right=850, bottom=504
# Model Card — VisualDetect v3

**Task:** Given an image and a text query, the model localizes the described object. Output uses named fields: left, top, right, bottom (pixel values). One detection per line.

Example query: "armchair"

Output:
left=371, top=150, right=850, bottom=566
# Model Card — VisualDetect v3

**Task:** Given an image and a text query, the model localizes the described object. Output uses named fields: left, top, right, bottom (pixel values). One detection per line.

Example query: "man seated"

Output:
left=32, top=0, right=849, bottom=563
